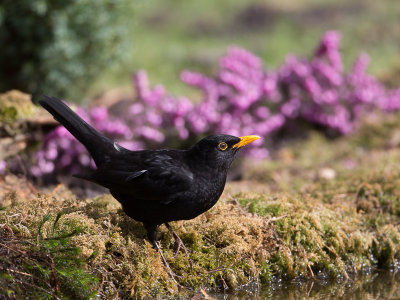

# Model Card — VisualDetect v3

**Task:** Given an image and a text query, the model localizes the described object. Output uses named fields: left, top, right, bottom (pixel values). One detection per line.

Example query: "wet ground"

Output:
left=210, top=270, right=400, bottom=299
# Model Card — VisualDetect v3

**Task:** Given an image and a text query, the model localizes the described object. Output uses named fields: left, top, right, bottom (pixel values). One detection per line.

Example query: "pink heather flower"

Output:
left=303, top=77, right=321, bottom=96
left=134, top=70, right=150, bottom=99
left=226, top=46, right=262, bottom=69
left=0, top=160, right=7, bottom=175
left=248, top=147, right=269, bottom=159
left=152, top=85, right=166, bottom=100
left=55, top=126, right=71, bottom=137
left=30, top=166, right=41, bottom=177
left=30, top=31, right=400, bottom=178
left=293, top=61, right=310, bottom=78
left=174, top=117, right=189, bottom=139
left=312, top=60, right=342, bottom=86
left=129, top=103, right=144, bottom=115
left=263, top=73, right=281, bottom=102
left=174, top=97, right=193, bottom=116
left=187, top=113, right=208, bottom=133
left=321, top=90, right=338, bottom=105
left=315, top=30, right=343, bottom=71
left=350, top=53, right=370, bottom=80
left=76, top=107, right=90, bottom=123
left=59, top=136, right=73, bottom=149
left=38, top=159, right=54, bottom=173
left=146, top=111, right=162, bottom=126
left=78, top=153, right=91, bottom=166
left=382, top=90, right=400, bottom=111
left=90, top=106, right=108, bottom=122
left=141, top=126, right=164, bottom=142
left=219, top=70, right=248, bottom=91
left=255, top=106, right=270, bottom=119
left=281, top=98, right=301, bottom=118
left=159, top=96, right=177, bottom=113
left=45, top=147, right=58, bottom=160
left=180, top=71, right=208, bottom=87
left=60, top=154, right=72, bottom=167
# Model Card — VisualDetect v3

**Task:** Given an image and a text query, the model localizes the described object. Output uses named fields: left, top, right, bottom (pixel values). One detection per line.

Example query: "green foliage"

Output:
left=0, top=213, right=99, bottom=299
left=0, top=0, right=135, bottom=100
left=237, top=194, right=286, bottom=216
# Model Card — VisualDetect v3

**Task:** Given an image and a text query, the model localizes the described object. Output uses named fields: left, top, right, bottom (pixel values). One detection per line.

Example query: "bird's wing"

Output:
left=80, top=153, right=194, bottom=201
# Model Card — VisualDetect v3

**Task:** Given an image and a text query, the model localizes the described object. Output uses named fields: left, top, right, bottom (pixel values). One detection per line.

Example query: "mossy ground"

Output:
left=2, top=113, right=400, bottom=298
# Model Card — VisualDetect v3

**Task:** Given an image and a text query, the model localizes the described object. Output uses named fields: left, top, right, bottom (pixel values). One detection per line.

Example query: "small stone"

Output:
left=318, top=168, right=336, bottom=180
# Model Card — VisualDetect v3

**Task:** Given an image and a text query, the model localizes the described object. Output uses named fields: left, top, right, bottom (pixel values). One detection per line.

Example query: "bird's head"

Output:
left=189, top=134, right=260, bottom=171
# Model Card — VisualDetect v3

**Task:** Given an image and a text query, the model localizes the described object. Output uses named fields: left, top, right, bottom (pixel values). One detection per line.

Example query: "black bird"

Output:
left=39, top=96, right=260, bottom=276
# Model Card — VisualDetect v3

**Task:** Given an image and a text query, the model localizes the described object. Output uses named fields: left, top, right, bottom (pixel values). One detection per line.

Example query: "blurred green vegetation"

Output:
left=91, top=0, right=400, bottom=97
left=1, top=0, right=399, bottom=100
left=0, top=0, right=135, bottom=100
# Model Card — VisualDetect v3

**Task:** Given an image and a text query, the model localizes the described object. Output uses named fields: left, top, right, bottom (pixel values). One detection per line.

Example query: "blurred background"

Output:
left=1, top=0, right=400, bottom=184
left=1, top=0, right=400, bottom=100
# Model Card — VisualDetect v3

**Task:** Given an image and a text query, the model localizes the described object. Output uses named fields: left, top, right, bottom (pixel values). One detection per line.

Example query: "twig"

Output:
left=50, top=184, right=63, bottom=197
left=207, top=266, right=226, bottom=273
left=48, top=254, right=61, bottom=294
left=325, top=246, right=350, bottom=281
left=12, top=277, right=61, bottom=300
left=307, top=280, right=314, bottom=297
left=219, top=275, right=228, bottom=290
left=307, top=264, right=315, bottom=279
left=6, top=268, right=32, bottom=277
left=229, top=195, right=248, bottom=214
left=0, top=242, right=27, bottom=255
left=265, top=214, right=288, bottom=225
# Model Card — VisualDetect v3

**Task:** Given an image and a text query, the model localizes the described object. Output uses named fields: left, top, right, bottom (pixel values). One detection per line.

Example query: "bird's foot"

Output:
left=154, top=241, right=183, bottom=285
left=165, top=223, right=194, bottom=268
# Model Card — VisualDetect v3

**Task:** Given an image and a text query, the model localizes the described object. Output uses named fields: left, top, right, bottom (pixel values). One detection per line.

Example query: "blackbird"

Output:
left=39, top=96, right=260, bottom=275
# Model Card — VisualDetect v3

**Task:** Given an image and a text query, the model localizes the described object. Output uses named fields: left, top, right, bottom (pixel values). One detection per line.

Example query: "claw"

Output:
left=165, top=223, right=194, bottom=268
left=153, top=241, right=183, bottom=285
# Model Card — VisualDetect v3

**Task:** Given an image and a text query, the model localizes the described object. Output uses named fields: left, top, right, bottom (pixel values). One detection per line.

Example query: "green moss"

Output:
left=237, top=193, right=287, bottom=216
left=0, top=212, right=99, bottom=299
left=0, top=106, right=18, bottom=123
left=0, top=90, right=37, bottom=123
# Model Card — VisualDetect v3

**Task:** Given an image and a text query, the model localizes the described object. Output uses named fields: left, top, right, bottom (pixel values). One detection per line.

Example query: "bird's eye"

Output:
left=218, top=142, right=228, bottom=151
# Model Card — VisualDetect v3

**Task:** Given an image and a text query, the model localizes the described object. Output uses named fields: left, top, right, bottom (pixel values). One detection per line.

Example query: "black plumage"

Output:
left=39, top=96, right=260, bottom=275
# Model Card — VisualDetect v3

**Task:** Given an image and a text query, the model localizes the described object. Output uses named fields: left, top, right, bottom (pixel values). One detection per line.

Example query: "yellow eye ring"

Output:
left=218, top=142, right=228, bottom=151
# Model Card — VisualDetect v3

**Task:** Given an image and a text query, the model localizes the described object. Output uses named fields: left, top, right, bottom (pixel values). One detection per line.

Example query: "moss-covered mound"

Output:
left=1, top=173, right=400, bottom=298
left=0, top=90, right=53, bottom=161
left=0, top=90, right=37, bottom=124
left=2, top=112, right=400, bottom=298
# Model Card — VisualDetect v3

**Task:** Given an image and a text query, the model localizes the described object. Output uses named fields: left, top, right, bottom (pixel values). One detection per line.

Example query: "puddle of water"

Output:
left=209, top=270, right=400, bottom=299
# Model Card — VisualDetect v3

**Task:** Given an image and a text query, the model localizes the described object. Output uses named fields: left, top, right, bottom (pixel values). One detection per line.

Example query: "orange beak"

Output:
left=232, top=135, right=261, bottom=149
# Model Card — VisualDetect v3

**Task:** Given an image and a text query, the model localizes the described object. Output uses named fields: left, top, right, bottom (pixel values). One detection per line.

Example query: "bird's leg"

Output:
left=144, top=223, right=179, bottom=282
left=164, top=223, right=193, bottom=268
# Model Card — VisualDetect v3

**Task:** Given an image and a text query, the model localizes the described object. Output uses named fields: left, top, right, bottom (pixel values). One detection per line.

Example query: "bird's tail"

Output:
left=39, top=95, right=116, bottom=166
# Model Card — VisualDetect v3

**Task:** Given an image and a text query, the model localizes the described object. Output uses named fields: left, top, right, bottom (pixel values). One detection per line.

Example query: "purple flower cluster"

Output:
left=179, top=46, right=285, bottom=158
left=278, top=31, right=400, bottom=134
left=29, top=31, right=400, bottom=177
left=31, top=105, right=133, bottom=177
left=0, top=160, right=6, bottom=176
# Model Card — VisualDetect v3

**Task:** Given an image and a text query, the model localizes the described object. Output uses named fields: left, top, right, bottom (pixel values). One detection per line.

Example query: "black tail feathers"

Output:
left=39, top=96, right=116, bottom=166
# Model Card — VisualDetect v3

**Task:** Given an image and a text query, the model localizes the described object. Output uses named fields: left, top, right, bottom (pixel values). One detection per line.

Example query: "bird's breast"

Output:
left=187, top=173, right=227, bottom=211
